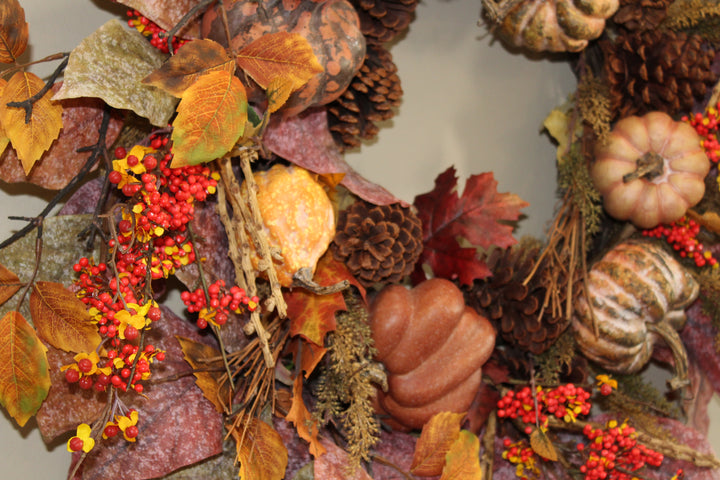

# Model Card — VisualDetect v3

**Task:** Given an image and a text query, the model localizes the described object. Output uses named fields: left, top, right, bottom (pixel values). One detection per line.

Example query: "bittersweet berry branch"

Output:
left=158, top=0, right=215, bottom=55
left=7, top=55, right=69, bottom=123
left=0, top=52, right=69, bottom=79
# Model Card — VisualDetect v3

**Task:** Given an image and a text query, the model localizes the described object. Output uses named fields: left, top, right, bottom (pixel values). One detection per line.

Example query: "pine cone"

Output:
left=349, top=0, right=418, bottom=45
left=464, top=246, right=570, bottom=355
left=327, top=45, right=402, bottom=150
left=602, top=30, right=717, bottom=118
left=612, top=0, right=672, bottom=32
left=331, top=200, right=423, bottom=287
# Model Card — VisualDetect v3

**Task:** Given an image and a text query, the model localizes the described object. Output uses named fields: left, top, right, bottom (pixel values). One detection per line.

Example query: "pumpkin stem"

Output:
left=292, top=267, right=350, bottom=294
left=646, top=320, right=690, bottom=391
left=622, top=152, right=665, bottom=183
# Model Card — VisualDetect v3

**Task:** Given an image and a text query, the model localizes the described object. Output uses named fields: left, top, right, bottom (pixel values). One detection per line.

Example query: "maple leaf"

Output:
left=0, top=0, right=28, bottom=63
left=29, top=282, right=102, bottom=354
left=0, top=262, right=21, bottom=306
left=0, top=311, right=51, bottom=427
left=177, top=335, right=230, bottom=413
left=170, top=69, right=247, bottom=167
left=143, top=39, right=236, bottom=97
left=411, top=411, right=465, bottom=476
left=439, top=430, right=482, bottom=480
left=286, top=374, right=326, bottom=457
left=413, top=166, right=528, bottom=286
left=0, top=71, right=63, bottom=174
left=232, top=415, right=289, bottom=480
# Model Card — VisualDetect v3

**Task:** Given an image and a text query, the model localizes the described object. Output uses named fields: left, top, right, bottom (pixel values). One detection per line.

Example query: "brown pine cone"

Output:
left=464, top=246, right=571, bottom=355
left=349, top=0, right=418, bottom=45
left=331, top=200, right=422, bottom=287
left=327, top=44, right=402, bottom=151
left=612, top=0, right=672, bottom=32
left=602, top=30, right=717, bottom=118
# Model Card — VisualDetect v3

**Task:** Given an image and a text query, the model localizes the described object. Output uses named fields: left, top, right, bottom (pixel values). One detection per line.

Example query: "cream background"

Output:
left=1, top=0, right=717, bottom=477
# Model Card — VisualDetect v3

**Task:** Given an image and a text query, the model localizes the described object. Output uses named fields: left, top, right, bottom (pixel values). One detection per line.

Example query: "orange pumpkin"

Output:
left=369, top=278, right=496, bottom=430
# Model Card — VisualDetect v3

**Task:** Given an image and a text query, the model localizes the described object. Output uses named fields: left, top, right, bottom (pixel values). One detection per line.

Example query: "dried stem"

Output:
left=7, top=55, right=69, bottom=123
left=481, top=412, right=497, bottom=480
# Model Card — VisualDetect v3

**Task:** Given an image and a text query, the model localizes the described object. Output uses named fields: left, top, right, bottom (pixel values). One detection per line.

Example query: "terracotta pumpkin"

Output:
left=246, top=164, right=335, bottom=286
left=201, top=0, right=366, bottom=117
left=369, top=278, right=496, bottom=430
left=572, top=239, right=698, bottom=389
left=592, top=111, right=710, bottom=229
left=494, top=0, right=619, bottom=52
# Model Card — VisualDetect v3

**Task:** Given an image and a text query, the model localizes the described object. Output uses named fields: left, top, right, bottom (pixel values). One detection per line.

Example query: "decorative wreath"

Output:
left=1, top=0, right=720, bottom=479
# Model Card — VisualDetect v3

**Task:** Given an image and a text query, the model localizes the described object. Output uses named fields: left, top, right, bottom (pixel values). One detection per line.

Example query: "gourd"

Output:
left=572, top=239, right=698, bottom=389
left=492, top=0, right=619, bottom=52
left=591, top=111, right=710, bottom=229
left=245, top=164, right=335, bottom=287
left=369, top=278, right=496, bottom=430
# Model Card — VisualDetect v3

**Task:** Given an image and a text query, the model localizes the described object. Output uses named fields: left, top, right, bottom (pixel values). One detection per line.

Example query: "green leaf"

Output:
left=52, top=19, right=177, bottom=127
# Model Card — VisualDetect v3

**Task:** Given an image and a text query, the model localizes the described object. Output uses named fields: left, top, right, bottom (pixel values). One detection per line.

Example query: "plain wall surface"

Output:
left=1, top=0, right=718, bottom=477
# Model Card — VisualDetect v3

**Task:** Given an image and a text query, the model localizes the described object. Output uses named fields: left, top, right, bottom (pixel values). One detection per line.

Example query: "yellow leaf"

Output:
left=0, top=262, right=21, bottom=306
left=0, top=72, right=63, bottom=174
left=0, top=78, right=9, bottom=155
left=170, top=70, right=247, bottom=167
left=266, top=76, right=293, bottom=113
left=176, top=336, right=229, bottom=413
left=286, top=374, right=326, bottom=457
left=0, top=311, right=51, bottom=427
left=0, top=0, right=28, bottom=63
left=530, top=428, right=558, bottom=461
left=439, top=430, right=482, bottom=480
left=410, top=411, right=465, bottom=476
left=29, top=282, right=101, bottom=354
left=232, top=415, right=288, bottom=480
left=236, top=32, right=323, bottom=94
left=143, top=38, right=236, bottom=97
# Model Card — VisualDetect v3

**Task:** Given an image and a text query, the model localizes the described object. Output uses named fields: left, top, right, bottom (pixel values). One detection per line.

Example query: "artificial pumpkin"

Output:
left=488, top=0, right=619, bottom=53
left=572, top=239, right=698, bottom=389
left=592, top=111, right=710, bottom=229
left=245, top=164, right=335, bottom=287
left=201, top=0, right=366, bottom=117
left=369, top=278, right=496, bottom=430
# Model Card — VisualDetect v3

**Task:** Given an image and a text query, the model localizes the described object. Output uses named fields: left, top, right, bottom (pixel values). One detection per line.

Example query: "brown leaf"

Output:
left=143, top=38, right=235, bottom=97
left=411, top=411, right=465, bottom=476
left=286, top=374, right=326, bottom=457
left=232, top=415, right=289, bottom=480
left=529, top=428, right=558, bottom=461
left=0, top=72, right=63, bottom=174
left=315, top=437, right=374, bottom=480
left=439, top=430, right=482, bottom=480
left=0, top=311, right=51, bottom=427
left=0, top=262, right=21, bottom=306
left=115, top=0, right=201, bottom=38
left=176, top=335, right=230, bottom=413
left=0, top=0, right=28, bottom=63
left=29, top=281, right=102, bottom=354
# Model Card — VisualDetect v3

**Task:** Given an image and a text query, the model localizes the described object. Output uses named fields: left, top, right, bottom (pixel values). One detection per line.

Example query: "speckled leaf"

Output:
left=177, top=335, right=229, bottom=413
left=370, top=430, right=418, bottom=480
left=439, top=430, right=482, bottom=480
left=411, top=411, right=465, bottom=476
left=115, top=0, right=201, bottom=38
left=0, top=263, right=21, bottom=306
left=160, top=441, right=238, bottom=479
left=0, top=0, right=28, bottom=63
left=143, top=39, right=235, bottom=97
left=314, top=438, right=373, bottom=480
left=170, top=69, right=247, bottom=167
left=286, top=374, right=325, bottom=457
left=232, top=415, right=288, bottom=480
left=53, top=19, right=177, bottom=127
left=0, top=311, right=50, bottom=427
left=0, top=71, right=63, bottom=174
left=29, top=281, right=101, bottom=354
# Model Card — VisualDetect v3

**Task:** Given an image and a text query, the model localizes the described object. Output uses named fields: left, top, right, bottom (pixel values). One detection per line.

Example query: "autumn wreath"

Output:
left=1, top=0, right=720, bottom=479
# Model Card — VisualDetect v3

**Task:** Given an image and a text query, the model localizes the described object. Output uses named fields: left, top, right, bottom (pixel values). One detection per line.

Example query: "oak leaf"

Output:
left=232, top=415, right=289, bottom=480
left=29, top=281, right=102, bottom=354
left=0, top=311, right=51, bottom=427
left=0, top=262, right=21, bottom=306
left=413, top=166, right=528, bottom=285
left=0, top=0, right=28, bottom=63
left=170, top=69, right=247, bottom=167
left=286, top=374, right=326, bottom=457
left=439, top=430, right=482, bottom=480
left=0, top=71, right=63, bottom=174
left=411, top=411, right=465, bottom=476
left=177, top=335, right=230, bottom=413
left=143, top=39, right=235, bottom=97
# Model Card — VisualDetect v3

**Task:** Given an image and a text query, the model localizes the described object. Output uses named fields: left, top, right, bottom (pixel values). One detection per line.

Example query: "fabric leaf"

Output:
left=170, top=69, right=247, bottom=167
left=176, top=335, right=229, bottom=413
left=439, top=430, right=482, bottom=480
left=0, top=263, right=21, bottom=306
left=0, top=78, right=8, bottom=156
left=410, top=411, right=465, bottom=476
left=232, top=415, right=289, bottom=480
left=114, top=0, right=201, bottom=37
left=0, top=0, right=28, bottom=63
left=0, top=311, right=51, bottom=427
left=286, top=374, right=326, bottom=457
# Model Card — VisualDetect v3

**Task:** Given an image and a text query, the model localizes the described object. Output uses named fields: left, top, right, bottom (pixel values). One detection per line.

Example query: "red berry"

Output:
left=114, top=147, right=127, bottom=159
left=104, top=425, right=120, bottom=438
left=124, top=325, right=139, bottom=341
left=68, top=437, right=85, bottom=452
left=78, top=358, right=93, bottom=373
left=147, top=307, right=162, bottom=322
left=109, top=170, right=123, bottom=184
left=78, top=376, right=93, bottom=390
left=155, top=351, right=165, bottom=361
left=65, top=368, right=80, bottom=383
left=125, top=425, right=139, bottom=439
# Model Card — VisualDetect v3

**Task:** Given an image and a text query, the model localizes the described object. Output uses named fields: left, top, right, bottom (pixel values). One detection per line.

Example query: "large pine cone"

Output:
left=348, top=0, right=418, bottom=45
left=464, top=246, right=571, bottom=355
left=331, top=200, right=422, bottom=287
left=612, top=0, right=672, bottom=32
left=327, top=44, right=402, bottom=150
left=602, top=30, right=716, bottom=118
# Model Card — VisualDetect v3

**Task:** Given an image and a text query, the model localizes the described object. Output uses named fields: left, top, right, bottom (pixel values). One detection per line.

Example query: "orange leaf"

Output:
left=176, top=336, right=230, bottom=413
left=439, top=430, right=482, bottom=480
left=236, top=31, right=323, bottom=93
left=266, top=76, right=293, bottom=114
left=530, top=428, right=558, bottom=461
left=29, top=281, right=102, bottom=354
left=0, top=0, right=28, bottom=63
left=300, top=338, right=327, bottom=378
left=0, top=71, right=63, bottom=174
left=286, top=374, right=326, bottom=457
left=170, top=70, right=247, bottom=167
left=232, top=415, right=288, bottom=480
left=0, top=311, right=51, bottom=427
left=143, top=39, right=235, bottom=97
left=0, top=262, right=21, bottom=306
left=0, top=79, right=8, bottom=155
left=410, top=411, right=466, bottom=476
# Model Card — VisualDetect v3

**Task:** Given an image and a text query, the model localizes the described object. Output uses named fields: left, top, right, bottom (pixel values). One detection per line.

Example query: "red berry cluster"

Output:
left=642, top=216, right=717, bottom=268
left=126, top=9, right=187, bottom=54
left=181, top=279, right=259, bottom=329
left=497, top=384, right=592, bottom=427
left=684, top=106, right=720, bottom=163
left=577, top=420, right=664, bottom=480
left=501, top=438, right=540, bottom=480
